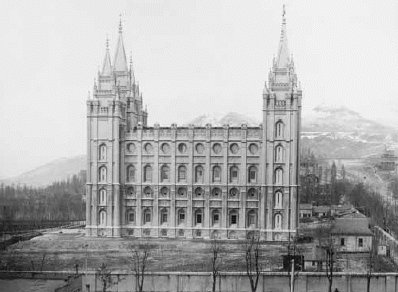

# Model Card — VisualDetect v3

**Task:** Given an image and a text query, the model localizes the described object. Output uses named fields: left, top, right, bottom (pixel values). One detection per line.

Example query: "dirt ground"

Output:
left=0, top=228, right=294, bottom=273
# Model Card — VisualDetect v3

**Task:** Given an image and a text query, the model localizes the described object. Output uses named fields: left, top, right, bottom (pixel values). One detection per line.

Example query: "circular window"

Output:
left=213, top=143, right=222, bottom=154
left=144, top=143, right=153, bottom=154
left=230, top=143, right=239, bottom=154
left=127, top=143, right=136, bottom=153
left=177, top=187, right=187, bottom=197
left=127, top=187, right=135, bottom=196
left=194, top=187, right=204, bottom=197
left=229, top=188, right=239, bottom=198
left=161, top=143, right=170, bottom=154
left=160, top=187, right=169, bottom=197
left=249, top=143, right=258, bottom=155
left=143, top=186, right=152, bottom=196
left=212, top=187, right=222, bottom=198
left=247, top=188, right=258, bottom=199
left=178, top=143, right=187, bottom=154
left=195, top=143, right=204, bottom=154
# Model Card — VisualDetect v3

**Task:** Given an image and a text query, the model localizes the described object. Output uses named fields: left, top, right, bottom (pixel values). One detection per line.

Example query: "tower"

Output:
left=86, top=19, right=147, bottom=237
left=262, top=7, right=302, bottom=240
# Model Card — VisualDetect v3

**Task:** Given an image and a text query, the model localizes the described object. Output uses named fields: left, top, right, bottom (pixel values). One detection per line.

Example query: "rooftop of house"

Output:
left=331, top=217, right=372, bottom=236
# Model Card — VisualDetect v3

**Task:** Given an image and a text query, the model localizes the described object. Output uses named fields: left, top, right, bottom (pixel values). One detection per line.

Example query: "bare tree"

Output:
left=244, top=234, right=262, bottom=292
left=96, top=262, right=112, bottom=292
left=210, top=239, right=223, bottom=292
left=287, top=236, right=302, bottom=292
left=366, top=237, right=376, bottom=292
left=314, top=223, right=335, bottom=292
left=129, top=241, right=151, bottom=292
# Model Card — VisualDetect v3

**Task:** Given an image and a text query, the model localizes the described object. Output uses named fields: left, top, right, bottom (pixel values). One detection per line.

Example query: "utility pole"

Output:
left=290, top=258, right=295, bottom=292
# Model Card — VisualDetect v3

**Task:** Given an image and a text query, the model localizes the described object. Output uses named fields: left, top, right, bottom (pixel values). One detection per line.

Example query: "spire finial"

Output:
left=106, top=35, right=109, bottom=50
left=119, top=14, right=123, bottom=33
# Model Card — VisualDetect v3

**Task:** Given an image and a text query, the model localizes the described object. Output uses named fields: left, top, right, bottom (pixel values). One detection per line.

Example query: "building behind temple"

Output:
left=85, top=10, right=302, bottom=240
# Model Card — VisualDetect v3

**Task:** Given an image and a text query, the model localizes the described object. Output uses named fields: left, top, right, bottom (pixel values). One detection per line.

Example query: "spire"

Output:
left=101, top=37, right=112, bottom=75
left=113, top=15, right=128, bottom=72
left=275, top=5, right=290, bottom=68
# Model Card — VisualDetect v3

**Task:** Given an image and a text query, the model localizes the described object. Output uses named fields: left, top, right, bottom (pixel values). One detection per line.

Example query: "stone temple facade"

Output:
left=85, top=11, right=302, bottom=240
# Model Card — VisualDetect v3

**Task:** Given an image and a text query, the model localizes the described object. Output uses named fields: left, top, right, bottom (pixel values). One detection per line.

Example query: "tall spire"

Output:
left=101, top=36, right=112, bottom=75
left=113, top=15, right=128, bottom=72
left=275, top=5, right=290, bottom=68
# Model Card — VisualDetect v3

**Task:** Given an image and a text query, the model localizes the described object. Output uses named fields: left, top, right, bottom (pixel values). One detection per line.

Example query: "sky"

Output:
left=0, top=0, right=397, bottom=178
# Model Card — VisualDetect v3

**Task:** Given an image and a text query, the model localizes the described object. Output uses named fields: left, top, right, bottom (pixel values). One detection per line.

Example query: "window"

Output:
left=143, top=186, right=152, bottom=197
left=275, top=191, right=283, bottom=209
left=229, top=188, right=239, bottom=198
left=248, top=143, right=258, bottom=155
left=213, top=166, right=221, bottom=182
left=143, top=209, right=151, bottom=224
left=247, top=210, right=257, bottom=227
left=212, top=188, right=221, bottom=198
left=275, top=168, right=283, bottom=185
left=127, top=187, right=135, bottom=196
left=230, top=143, right=239, bottom=154
left=196, top=143, right=204, bottom=154
left=144, top=143, right=153, bottom=153
left=127, top=165, right=135, bottom=182
left=178, top=187, right=187, bottom=197
left=230, top=166, right=239, bottom=183
left=99, top=189, right=106, bottom=205
left=358, top=238, right=363, bottom=247
left=341, top=238, right=345, bottom=246
left=212, top=210, right=220, bottom=226
left=195, top=165, right=204, bottom=183
left=178, top=143, right=187, bottom=153
left=99, top=144, right=106, bottom=160
left=247, top=188, right=258, bottom=199
left=160, top=209, right=168, bottom=224
left=275, top=145, right=284, bottom=162
left=161, top=143, right=170, bottom=154
left=178, top=165, right=187, bottom=182
left=178, top=209, right=186, bottom=225
left=144, top=165, right=152, bottom=182
left=248, top=166, right=257, bottom=183
left=99, top=166, right=107, bottom=182
left=160, top=187, right=169, bottom=197
left=195, top=209, right=203, bottom=225
left=275, top=121, right=284, bottom=138
left=160, top=165, right=169, bottom=182
left=274, top=214, right=282, bottom=230
left=99, top=210, right=106, bottom=226
left=230, top=210, right=238, bottom=226
left=194, top=187, right=204, bottom=198
left=213, top=143, right=222, bottom=154
left=127, top=211, right=135, bottom=223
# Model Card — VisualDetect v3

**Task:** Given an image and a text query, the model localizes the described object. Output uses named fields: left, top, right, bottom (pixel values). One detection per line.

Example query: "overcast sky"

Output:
left=0, top=0, right=397, bottom=177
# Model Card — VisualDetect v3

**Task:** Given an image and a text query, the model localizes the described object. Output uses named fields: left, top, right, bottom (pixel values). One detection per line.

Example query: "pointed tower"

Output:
left=113, top=18, right=128, bottom=72
left=101, top=38, right=112, bottom=76
left=262, top=6, right=302, bottom=241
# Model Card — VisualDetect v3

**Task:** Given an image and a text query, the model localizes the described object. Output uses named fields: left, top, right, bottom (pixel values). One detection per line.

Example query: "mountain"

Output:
left=188, top=112, right=259, bottom=127
left=1, top=155, right=86, bottom=187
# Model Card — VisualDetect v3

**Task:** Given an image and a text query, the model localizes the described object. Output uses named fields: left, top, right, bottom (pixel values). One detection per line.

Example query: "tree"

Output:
left=210, top=239, right=223, bottom=292
left=96, top=263, right=112, bottom=292
left=244, top=234, right=262, bottom=292
left=287, top=236, right=302, bottom=292
left=129, top=241, right=151, bottom=292
left=314, top=223, right=335, bottom=292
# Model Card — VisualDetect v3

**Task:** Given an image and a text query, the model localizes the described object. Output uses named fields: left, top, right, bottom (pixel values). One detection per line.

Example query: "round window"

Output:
left=249, top=143, right=258, bottom=155
left=160, top=187, right=169, bottom=197
left=161, top=143, right=170, bottom=154
left=195, top=143, right=204, bottom=154
left=144, top=143, right=153, bottom=153
left=230, top=143, right=239, bottom=154
left=213, top=143, right=222, bottom=154
left=178, top=143, right=187, bottom=154
left=127, top=143, right=136, bottom=153
left=178, top=187, right=187, bottom=197
left=194, top=187, right=204, bottom=197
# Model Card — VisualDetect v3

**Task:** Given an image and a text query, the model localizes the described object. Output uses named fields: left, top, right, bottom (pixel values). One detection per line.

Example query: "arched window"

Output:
left=160, top=165, right=169, bottom=182
left=275, top=191, right=283, bottom=209
left=195, top=165, right=204, bottom=183
left=275, top=121, right=284, bottom=138
left=212, top=209, right=220, bottom=226
left=247, top=210, right=257, bottom=227
left=99, top=144, right=106, bottom=160
left=229, top=210, right=239, bottom=226
left=144, top=165, right=152, bottom=182
left=275, top=168, right=283, bottom=185
left=99, top=166, right=107, bottom=182
left=126, top=210, right=135, bottom=223
left=99, top=210, right=106, bottom=226
left=99, top=189, right=106, bottom=205
left=230, top=166, right=239, bottom=183
left=275, top=145, right=284, bottom=162
left=127, top=165, right=135, bottom=182
left=143, top=208, right=151, bottom=224
left=195, top=209, right=203, bottom=225
left=177, top=209, right=186, bottom=225
left=248, top=166, right=257, bottom=183
left=213, top=166, right=221, bottom=182
left=160, top=208, right=168, bottom=224
left=178, top=165, right=187, bottom=182
left=274, top=213, right=283, bottom=230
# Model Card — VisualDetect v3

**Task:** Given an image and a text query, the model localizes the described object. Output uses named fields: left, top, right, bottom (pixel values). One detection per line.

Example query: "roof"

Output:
left=331, top=218, right=372, bottom=236
left=313, top=206, right=330, bottom=213
left=299, top=203, right=313, bottom=210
